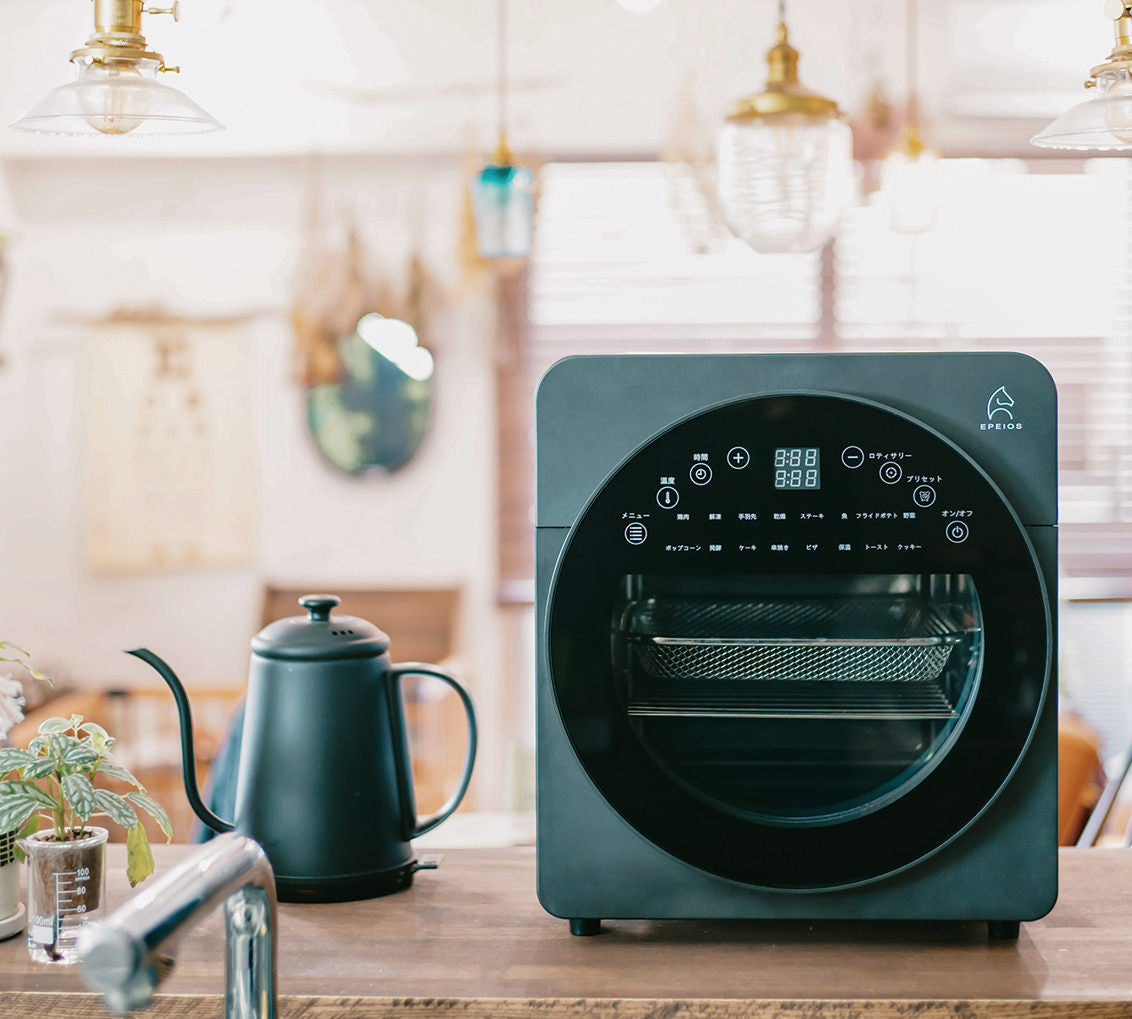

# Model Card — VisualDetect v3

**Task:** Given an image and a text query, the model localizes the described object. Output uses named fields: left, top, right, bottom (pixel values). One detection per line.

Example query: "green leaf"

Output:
left=0, top=747, right=35, bottom=775
left=0, top=781, right=55, bottom=831
left=27, top=668, right=53, bottom=687
left=97, top=757, right=144, bottom=790
left=37, top=717, right=70, bottom=735
left=24, top=756, right=59, bottom=780
left=12, top=813, right=41, bottom=862
left=92, top=789, right=137, bottom=830
left=62, top=774, right=97, bottom=821
left=27, top=735, right=48, bottom=755
left=68, top=714, right=83, bottom=731
left=0, top=641, right=29, bottom=657
left=125, top=791, right=173, bottom=841
left=62, top=743, right=99, bottom=768
left=0, top=779, right=57, bottom=808
left=125, top=822, right=154, bottom=887
left=80, top=723, right=113, bottom=753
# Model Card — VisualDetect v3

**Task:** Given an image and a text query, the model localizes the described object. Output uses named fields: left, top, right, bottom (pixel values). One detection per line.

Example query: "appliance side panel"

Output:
left=535, top=353, right=1055, bottom=528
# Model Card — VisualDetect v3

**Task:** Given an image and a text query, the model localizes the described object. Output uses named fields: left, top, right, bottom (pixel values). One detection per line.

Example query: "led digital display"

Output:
left=774, top=447, right=820, bottom=489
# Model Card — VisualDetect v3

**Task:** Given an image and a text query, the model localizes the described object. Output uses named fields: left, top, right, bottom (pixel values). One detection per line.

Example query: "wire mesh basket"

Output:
left=621, top=596, right=965, bottom=684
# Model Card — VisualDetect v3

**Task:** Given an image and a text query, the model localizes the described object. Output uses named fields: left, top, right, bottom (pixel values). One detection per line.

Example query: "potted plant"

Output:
left=0, top=711, right=172, bottom=964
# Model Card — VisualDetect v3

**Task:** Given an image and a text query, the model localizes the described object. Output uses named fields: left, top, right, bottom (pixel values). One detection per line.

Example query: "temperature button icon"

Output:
left=624, top=521, right=648, bottom=545
left=656, top=486, right=680, bottom=509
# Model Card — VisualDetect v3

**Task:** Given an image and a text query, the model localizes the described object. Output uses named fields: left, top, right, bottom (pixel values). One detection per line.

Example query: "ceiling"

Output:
left=0, top=0, right=1110, bottom=160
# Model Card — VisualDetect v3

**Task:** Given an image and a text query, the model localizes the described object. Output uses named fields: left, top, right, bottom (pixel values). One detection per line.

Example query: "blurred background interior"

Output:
left=0, top=0, right=1129, bottom=846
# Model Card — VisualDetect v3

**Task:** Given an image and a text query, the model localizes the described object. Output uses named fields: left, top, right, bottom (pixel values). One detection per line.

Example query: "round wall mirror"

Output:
left=306, top=314, right=434, bottom=476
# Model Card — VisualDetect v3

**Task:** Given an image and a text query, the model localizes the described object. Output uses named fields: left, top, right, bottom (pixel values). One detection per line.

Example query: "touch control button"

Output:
left=656, top=486, right=680, bottom=509
left=946, top=520, right=969, bottom=544
left=689, top=463, right=713, bottom=486
left=841, top=446, right=865, bottom=469
left=624, top=522, right=648, bottom=545
left=727, top=447, right=750, bottom=470
left=913, top=484, right=937, bottom=507
left=879, top=462, right=903, bottom=485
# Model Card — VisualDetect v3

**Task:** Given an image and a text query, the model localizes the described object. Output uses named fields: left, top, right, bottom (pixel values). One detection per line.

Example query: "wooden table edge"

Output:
left=2, top=993, right=1130, bottom=1019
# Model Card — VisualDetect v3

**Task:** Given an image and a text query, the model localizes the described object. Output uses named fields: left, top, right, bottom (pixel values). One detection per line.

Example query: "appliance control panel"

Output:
left=597, top=394, right=1023, bottom=572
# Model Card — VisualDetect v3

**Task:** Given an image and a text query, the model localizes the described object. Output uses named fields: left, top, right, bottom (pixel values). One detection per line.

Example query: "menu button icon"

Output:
left=624, top=522, right=648, bottom=545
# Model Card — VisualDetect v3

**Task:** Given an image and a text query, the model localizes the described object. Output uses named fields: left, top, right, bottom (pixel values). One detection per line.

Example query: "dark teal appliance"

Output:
left=131, top=594, right=477, bottom=902
left=536, top=353, right=1056, bottom=938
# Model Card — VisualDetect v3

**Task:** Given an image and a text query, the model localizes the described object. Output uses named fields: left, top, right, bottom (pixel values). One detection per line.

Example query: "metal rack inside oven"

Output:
left=619, top=596, right=968, bottom=721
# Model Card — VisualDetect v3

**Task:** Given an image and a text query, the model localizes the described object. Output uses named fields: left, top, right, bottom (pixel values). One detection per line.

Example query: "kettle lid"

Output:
left=251, top=594, right=391, bottom=661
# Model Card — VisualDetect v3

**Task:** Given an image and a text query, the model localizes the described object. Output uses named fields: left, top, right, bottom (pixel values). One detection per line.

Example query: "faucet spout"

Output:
left=79, top=834, right=276, bottom=1018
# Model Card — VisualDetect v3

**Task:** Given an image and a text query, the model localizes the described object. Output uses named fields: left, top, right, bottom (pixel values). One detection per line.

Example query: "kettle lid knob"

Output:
left=298, top=594, right=340, bottom=622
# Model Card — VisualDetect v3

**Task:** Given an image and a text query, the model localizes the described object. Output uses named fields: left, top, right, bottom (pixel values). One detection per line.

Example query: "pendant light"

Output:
left=13, top=0, right=220, bottom=137
left=717, top=0, right=853, bottom=255
left=469, top=0, right=534, bottom=259
left=1032, top=0, right=1132, bottom=150
left=880, top=0, right=939, bottom=233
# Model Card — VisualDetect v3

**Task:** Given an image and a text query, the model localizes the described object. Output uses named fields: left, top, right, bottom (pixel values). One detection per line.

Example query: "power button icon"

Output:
left=946, top=521, right=969, bottom=544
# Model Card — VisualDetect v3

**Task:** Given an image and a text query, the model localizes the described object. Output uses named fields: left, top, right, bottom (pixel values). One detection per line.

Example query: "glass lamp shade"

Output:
left=13, top=60, right=221, bottom=137
left=469, top=163, right=534, bottom=259
left=718, top=114, right=853, bottom=254
left=880, top=135, right=940, bottom=234
left=1032, top=69, right=1132, bottom=150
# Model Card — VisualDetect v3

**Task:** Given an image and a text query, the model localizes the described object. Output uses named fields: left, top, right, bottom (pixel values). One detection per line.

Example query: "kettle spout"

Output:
left=126, top=648, right=234, bottom=835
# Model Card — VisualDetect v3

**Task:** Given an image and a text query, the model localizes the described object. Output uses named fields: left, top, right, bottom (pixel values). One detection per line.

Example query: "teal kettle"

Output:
left=129, top=594, right=477, bottom=902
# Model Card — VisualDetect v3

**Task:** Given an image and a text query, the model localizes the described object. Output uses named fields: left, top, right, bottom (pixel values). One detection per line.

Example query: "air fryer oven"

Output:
left=536, top=353, right=1056, bottom=939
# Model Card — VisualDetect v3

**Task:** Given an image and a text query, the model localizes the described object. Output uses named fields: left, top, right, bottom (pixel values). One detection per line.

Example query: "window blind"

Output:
left=504, top=160, right=1132, bottom=592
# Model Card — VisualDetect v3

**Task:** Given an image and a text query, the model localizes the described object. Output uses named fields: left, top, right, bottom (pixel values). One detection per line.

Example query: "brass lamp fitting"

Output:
left=493, top=131, right=514, bottom=167
left=1086, top=0, right=1132, bottom=84
left=69, top=0, right=182, bottom=72
left=727, top=22, right=842, bottom=122
left=891, top=119, right=930, bottom=158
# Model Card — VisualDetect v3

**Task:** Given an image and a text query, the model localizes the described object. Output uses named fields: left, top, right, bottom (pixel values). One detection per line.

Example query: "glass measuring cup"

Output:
left=20, top=827, right=108, bottom=964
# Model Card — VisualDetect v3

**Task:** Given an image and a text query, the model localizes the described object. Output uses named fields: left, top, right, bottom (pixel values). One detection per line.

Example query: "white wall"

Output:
left=0, top=154, right=507, bottom=806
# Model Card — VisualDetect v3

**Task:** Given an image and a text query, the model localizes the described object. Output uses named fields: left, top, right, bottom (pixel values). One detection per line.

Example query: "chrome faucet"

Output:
left=78, top=833, right=277, bottom=1018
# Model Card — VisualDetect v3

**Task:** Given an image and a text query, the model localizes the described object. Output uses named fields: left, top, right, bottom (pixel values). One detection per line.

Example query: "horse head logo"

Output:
left=987, top=386, right=1014, bottom=420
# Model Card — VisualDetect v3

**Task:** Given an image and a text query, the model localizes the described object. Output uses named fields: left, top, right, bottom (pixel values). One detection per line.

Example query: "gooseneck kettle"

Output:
left=129, top=594, right=477, bottom=903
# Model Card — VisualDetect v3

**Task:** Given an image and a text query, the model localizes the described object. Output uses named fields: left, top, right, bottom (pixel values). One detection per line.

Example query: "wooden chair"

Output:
left=1058, top=713, right=1105, bottom=845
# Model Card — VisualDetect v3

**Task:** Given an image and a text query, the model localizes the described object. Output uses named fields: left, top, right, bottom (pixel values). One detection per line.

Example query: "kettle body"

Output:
left=130, top=594, right=477, bottom=902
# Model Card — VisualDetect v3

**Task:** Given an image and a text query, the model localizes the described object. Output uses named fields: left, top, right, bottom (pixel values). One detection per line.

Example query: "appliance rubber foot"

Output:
left=987, top=920, right=1020, bottom=941
left=569, top=918, right=602, bottom=936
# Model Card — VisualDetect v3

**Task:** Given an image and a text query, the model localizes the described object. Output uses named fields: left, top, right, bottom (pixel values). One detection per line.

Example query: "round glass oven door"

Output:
left=547, top=393, right=1051, bottom=890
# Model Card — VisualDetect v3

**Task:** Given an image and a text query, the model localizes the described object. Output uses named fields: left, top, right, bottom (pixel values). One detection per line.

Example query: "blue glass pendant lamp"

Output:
left=470, top=0, right=533, bottom=258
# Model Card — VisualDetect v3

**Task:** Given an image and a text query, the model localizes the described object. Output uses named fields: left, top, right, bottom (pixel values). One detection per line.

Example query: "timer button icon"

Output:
left=841, top=446, right=864, bottom=469
left=879, top=462, right=903, bottom=485
left=689, top=464, right=713, bottom=486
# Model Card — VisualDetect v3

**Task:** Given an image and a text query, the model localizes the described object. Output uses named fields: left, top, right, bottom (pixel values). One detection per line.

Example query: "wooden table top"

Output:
left=1, top=845, right=1130, bottom=1018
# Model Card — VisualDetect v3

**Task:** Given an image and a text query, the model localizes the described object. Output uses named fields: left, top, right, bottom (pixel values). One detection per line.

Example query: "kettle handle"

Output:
left=386, top=662, right=478, bottom=840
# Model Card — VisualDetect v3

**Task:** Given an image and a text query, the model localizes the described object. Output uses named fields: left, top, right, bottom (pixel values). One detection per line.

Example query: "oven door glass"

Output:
left=547, top=392, right=1051, bottom=890
left=615, top=572, right=982, bottom=826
